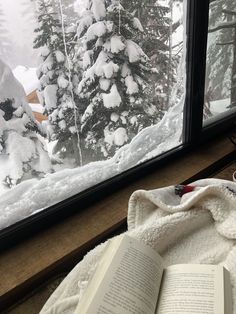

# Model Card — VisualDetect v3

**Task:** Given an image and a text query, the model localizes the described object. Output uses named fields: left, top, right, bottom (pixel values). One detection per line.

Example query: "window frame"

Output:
left=1, top=0, right=236, bottom=249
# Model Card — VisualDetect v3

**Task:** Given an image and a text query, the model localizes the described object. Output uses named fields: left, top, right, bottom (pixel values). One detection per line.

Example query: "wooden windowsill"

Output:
left=0, top=131, right=236, bottom=311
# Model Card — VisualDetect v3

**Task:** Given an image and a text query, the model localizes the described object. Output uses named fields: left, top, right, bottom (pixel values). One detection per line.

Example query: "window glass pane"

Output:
left=0, top=0, right=185, bottom=230
left=204, top=0, right=236, bottom=123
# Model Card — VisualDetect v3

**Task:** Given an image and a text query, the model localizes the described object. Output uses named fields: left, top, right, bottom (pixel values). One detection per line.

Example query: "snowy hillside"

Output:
left=0, top=97, right=183, bottom=229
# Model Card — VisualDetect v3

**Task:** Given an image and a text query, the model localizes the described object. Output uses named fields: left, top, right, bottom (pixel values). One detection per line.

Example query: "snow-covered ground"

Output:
left=13, top=66, right=39, bottom=95
left=0, top=97, right=183, bottom=230
left=210, top=98, right=230, bottom=116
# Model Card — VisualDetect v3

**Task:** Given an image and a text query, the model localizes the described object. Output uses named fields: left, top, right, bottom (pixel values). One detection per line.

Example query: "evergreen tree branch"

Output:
left=174, top=46, right=183, bottom=57
left=216, top=41, right=234, bottom=46
left=172, top=19, right=182, bottom=32
left=222, top=9, right=236, bottom=16
left=208, top=20, right=236, bottom=33
left=172, top=41, right=183, bottom=49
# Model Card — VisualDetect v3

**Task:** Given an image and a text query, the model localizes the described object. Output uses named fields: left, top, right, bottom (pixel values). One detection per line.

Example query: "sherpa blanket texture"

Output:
left=40, top=178, right=236, bottom=314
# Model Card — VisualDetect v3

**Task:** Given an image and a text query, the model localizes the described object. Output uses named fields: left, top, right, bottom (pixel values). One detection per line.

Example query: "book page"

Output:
left=224, top=267, right=233, bottom=314
left=76, top=235, right=164, bottom=314
left=156, top=264, right=226, bottom=314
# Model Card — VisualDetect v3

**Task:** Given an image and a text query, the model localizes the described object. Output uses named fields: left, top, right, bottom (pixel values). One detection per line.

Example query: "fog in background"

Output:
left=0, top=0, right=40, bottom=68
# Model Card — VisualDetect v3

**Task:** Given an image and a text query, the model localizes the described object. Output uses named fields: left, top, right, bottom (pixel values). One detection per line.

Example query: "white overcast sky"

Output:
left=0, top=0, right=40, bottom=67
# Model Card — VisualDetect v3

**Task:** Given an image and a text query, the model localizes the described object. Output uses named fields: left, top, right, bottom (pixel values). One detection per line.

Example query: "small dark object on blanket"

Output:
left=175, top=184, right=196, bottom=197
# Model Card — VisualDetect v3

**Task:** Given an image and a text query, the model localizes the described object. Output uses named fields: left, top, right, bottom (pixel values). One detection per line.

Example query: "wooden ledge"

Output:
left=0, top=132, right=236, bottom=311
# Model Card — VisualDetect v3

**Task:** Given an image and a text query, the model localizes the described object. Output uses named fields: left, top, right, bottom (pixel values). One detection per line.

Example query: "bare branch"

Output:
left=208, top=20, right=236, bottom=33
left=216, top=41, right=234, bottom=46
left=172, top=41, right=183, bottom=49
left=222, top=9, right=236, bottom=16
left=172, top=19, right=182, bottom=32
left=174, top=46, right=183, bottom=57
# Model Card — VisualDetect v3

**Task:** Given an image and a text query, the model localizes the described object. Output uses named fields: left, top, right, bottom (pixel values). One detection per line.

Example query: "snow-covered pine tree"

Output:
left=207, top=0, right=236, bottom=107
left=123, top=0, right=181, bottom=110
left=34, top=0, right=82, bottom=165
left=56, top=0, right=77, bottom=23
left=0, top=59, right=51, bottom=188
left=77, top=0, right=161, bottom=159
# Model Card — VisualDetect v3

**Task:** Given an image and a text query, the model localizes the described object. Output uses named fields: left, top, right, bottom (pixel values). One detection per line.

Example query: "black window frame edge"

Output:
left=0, top=0, right=236, bottom=250
left=183, top=0, right=210, bottom=144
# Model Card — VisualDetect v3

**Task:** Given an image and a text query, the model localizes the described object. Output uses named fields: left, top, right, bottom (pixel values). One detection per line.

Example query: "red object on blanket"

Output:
left=175, top=185, right=196, bottom=197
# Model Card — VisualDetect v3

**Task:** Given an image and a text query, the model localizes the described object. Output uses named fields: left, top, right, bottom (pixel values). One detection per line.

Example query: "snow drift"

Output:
left=0, top=96, right=183, bottom=230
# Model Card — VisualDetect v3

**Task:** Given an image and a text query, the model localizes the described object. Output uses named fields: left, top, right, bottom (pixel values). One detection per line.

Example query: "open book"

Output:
left=75, top=235, right=232, bottom=314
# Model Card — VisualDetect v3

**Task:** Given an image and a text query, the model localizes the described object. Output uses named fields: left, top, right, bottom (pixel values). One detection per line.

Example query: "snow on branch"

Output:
left=208, top=20, right=236, bottom=33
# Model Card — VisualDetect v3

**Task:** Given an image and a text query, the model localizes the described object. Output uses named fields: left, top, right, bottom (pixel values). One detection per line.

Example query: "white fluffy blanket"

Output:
left=40, top=178, right=236, bottom=314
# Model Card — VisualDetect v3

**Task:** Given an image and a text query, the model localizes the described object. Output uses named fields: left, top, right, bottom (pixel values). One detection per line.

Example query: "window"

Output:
left=204, top=0, right=236, bottom=125
left=0, top=0, right=235, bottom=243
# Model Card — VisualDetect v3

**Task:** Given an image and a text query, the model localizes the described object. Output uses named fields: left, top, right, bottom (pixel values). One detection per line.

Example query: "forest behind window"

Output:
left=204, top=0, right=236, bottom=121
left=0, top=0, right=185, bottom=230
